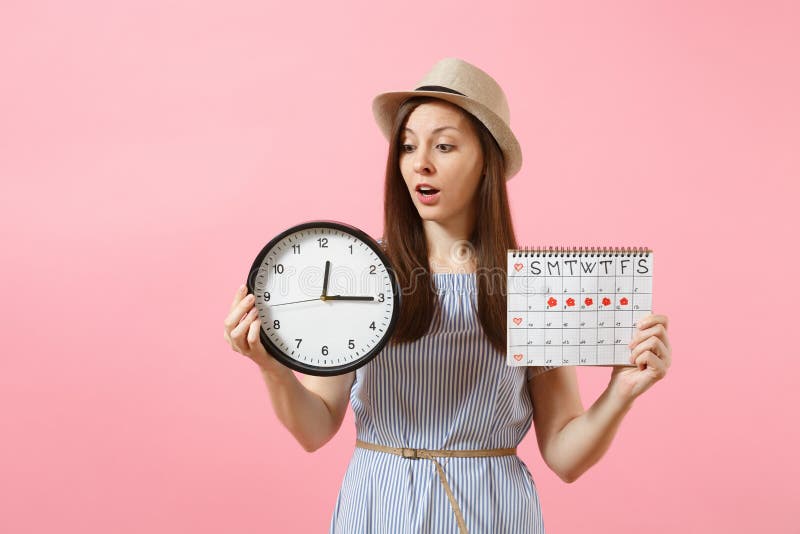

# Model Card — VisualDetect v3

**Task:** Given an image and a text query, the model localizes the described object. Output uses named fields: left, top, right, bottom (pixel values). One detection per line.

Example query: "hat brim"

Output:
left=371, top=90, right=523, bottom=181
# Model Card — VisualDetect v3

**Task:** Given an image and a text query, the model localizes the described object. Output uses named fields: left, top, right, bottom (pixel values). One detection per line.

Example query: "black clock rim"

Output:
left=246, top=219, right=401, bottom=377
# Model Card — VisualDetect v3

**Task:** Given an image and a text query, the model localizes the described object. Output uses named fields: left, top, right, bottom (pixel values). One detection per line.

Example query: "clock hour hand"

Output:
left=322, top=295, right=375, bottom=301
left=321, top=260, right=331, bottom=298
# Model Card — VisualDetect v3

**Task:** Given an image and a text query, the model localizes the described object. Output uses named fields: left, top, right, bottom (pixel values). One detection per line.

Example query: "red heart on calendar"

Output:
left=566, top=298, right=575, bottom=307
left=513, top=317, right=522, bottom=325
left=513, top=353, right=523, bottom=361
left=602, top=297, right=611, bottom=306
left=547, top=297, right=557, bottom=307
left=514, top=263, right=524, bottom=272
left=584, top=297, right=593, bottom=306
left=620, top=297, right=629, bottom=306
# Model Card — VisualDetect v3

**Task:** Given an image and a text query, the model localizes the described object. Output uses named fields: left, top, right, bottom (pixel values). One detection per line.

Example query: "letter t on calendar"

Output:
left=506, top=248, right=654, bottom=367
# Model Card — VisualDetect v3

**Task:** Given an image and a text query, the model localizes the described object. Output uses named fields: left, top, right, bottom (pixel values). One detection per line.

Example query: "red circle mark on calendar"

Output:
left=602, top=297, right=611, bottom=306
left=547, top=297, right=557, bottom=307
left=584, top=297, right=593, bottom=306
left=566, top=298, right=575, bottom=307
left=620, top=297, right=629, bottom=306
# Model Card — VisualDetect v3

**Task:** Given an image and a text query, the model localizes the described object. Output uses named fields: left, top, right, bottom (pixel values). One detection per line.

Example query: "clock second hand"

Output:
left=267, top=297, right=323, bottom=307
left=268, top=295, right=375, bottom=307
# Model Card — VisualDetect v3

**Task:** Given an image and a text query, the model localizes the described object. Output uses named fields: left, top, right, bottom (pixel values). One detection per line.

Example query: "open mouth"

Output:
left=416, top=185, right=440, bottom=196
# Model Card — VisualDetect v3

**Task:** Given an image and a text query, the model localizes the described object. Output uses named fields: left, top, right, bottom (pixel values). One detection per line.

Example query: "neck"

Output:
left=422, top=217, right=477, bottom=274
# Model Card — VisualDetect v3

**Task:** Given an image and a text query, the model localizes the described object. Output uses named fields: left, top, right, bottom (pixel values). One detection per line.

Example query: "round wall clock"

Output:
left=246, top=220, right=400, bottom=376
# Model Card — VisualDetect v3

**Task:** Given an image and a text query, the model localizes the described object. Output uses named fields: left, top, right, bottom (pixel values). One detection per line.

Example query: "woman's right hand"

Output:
left=223, top=284, right=284, bottom=375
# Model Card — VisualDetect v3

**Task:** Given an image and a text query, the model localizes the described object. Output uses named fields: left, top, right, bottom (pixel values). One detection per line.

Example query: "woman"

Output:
left=223, top=57, right=672, bottom=533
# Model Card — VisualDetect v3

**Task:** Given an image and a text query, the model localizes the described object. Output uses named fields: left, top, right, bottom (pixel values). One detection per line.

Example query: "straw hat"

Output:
left=371, top=57, right=523, bottom=181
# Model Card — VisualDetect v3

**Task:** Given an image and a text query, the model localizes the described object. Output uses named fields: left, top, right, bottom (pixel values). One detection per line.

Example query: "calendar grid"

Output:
left=507, top=247, right=653, bottom=368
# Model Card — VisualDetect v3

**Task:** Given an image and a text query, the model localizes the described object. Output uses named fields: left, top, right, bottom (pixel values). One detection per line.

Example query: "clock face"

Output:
left=246, top=220, right=400, bottom=376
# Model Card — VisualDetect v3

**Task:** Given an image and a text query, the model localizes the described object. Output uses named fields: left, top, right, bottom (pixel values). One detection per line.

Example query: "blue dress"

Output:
left=329, top=272, right=557, bottom=533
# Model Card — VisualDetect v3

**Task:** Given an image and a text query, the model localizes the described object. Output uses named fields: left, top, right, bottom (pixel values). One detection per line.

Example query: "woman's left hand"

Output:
left=608, top=313, right=672, bottom=404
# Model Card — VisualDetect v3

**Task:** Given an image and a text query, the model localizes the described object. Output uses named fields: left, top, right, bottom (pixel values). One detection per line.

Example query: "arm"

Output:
left=527, top=313, right=672, bottom=483
left=225, top=284, right=356, bottom=453
left=260, top=364, right=355, bottom=453
left=528, top=366, right=633, bottom=483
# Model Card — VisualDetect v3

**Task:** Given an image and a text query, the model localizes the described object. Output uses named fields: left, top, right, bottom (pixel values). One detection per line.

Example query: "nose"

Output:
left=413, top=146, right=434, bottom=175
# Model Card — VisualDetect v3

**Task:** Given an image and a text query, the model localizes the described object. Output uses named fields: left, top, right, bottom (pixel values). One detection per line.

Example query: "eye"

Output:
left=399, top=143, right=454, bottom=153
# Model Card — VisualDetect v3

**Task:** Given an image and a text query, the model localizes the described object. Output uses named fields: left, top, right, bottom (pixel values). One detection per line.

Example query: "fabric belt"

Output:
left=355, top=439, right=517, bottom=534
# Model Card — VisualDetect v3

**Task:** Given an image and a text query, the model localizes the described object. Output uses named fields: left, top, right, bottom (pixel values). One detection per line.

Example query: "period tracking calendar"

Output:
left=507, top=246, right=653, bottom=367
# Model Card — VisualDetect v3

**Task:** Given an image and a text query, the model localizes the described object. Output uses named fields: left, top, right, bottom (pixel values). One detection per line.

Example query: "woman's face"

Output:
left=398, top=101, right=484, bottom=225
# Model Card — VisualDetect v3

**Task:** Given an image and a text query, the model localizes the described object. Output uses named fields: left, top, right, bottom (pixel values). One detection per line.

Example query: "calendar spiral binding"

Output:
left=509, top=246, right=652, bottom=257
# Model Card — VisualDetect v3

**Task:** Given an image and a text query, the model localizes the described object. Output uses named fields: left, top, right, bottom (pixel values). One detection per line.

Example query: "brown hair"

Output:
left=379, top=96, right=519, bottom=355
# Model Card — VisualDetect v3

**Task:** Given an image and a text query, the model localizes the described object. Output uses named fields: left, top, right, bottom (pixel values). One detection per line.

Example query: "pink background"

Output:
left=1, top=1, right=798, bottom=532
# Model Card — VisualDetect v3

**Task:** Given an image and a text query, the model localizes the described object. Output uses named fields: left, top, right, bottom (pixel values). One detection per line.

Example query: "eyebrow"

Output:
left=403, top=126, right=460, bottom=134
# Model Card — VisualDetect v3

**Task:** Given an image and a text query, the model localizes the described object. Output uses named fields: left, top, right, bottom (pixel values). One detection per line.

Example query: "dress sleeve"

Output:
left=526, top=365, right=558, bottom=381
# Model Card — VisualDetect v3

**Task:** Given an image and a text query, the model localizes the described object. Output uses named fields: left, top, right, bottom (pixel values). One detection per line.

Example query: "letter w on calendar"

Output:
left=506, top=248, right=654, bottom=367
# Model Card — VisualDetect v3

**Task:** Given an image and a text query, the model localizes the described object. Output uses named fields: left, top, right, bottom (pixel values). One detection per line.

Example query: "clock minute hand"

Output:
left=321, top=260, right=330, bottom=298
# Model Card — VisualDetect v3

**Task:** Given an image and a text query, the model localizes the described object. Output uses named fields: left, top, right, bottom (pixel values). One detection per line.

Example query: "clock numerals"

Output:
left=251, top=222, right=398, bottom=375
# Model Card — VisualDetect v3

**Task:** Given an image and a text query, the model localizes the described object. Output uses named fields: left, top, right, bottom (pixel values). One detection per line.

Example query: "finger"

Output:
left=246, top=317, right=262, bottom=352
left=230, top=307, right=259, bottom=352
left=230, top=284, right=248, bottom=312
left=629, top=323, right=671, bottom=353
left=223, top=292, right=256, bottom=333
left=232, top=306, right=258, bottom=337
left=637, top=313, right=668, bottom=332
left=634, top=350, right=667, bottom=379
left=629, top=336, right=669, bottom=366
